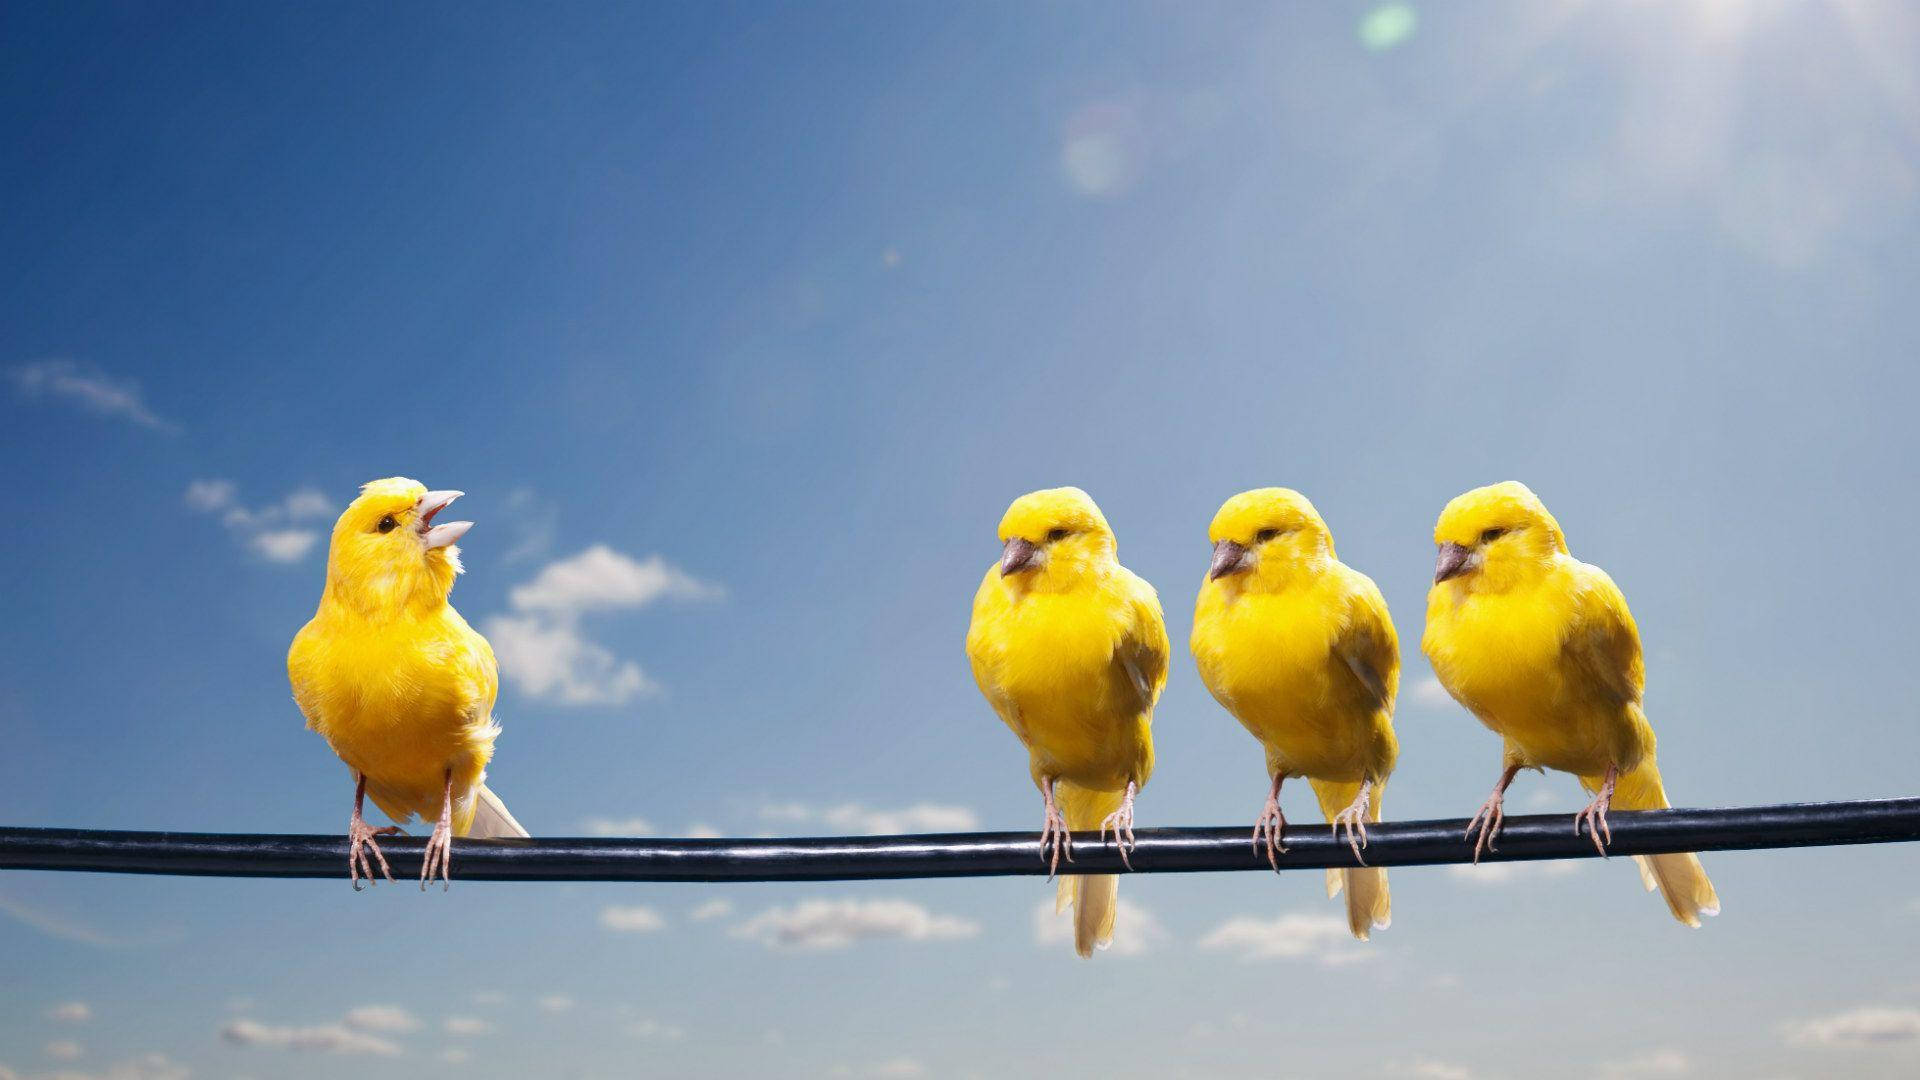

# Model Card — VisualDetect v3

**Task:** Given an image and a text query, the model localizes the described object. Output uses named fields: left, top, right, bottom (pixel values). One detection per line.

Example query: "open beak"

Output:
left=1433, top=541, right=1472, bottom=584
left=999, top=537, right=1038, bottom=577
left=417, top=490, right=471, bottom=549
left=1208, top=539, right=1250, bottom=580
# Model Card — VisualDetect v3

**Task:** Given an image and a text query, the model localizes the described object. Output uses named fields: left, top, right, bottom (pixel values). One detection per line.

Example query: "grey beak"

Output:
left=1208, top=539, right=1250, bottom=580
left=1433, top=541, right=1472, bottom=583
left=1000, top=537, right=1038, bottom=577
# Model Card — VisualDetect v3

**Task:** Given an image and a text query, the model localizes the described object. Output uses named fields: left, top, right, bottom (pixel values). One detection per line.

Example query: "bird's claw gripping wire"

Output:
left=1574, top=766, right=1618, bottom=858
left=1038, top=777, right=1072, bottom=879
left=1330, top=781, right=1373, bottom=866
left=1251, top=774, right=1287, bottom=871
left=347, top=816, right=399, bottom=890
left=1465, top=793, right=1505, bottom=864
left=1098, top=780, right=1139, bottom=870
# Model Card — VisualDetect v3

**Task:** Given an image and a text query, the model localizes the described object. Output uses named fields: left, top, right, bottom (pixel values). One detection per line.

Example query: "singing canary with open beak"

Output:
left=1421, top=481, right=1719, bottom=926
left=288, top=477, right=528, bottom=889
left=966, top=487, right=1169, bottom=957
left=1191, top=489, right=1399, bottom=939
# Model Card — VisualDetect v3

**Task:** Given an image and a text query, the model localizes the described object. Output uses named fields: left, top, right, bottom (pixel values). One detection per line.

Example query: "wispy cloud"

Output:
left=1408, top=676, right=1455, bottom=709
left=831, top=1058, right=929, bottom=1078
left=43, top=1041, right=82, bottom=1062
left=1, top=1051, right=188, bottom=1080
left=759, top=801, right=979, bottom=836
left=46, top=1002, right=91, bottom=1023
left=8, top=360, right=178, bottom=434
left=1597, top=1049, right=1691, bottom=1077
left=486, top=545, right=719, bottom=705
left=443, top=1017, right=491, bottom=1036
left=1785, top=1006, right=1920, bottom=1047
left=220, top=1019, right=401, bottom=1056
left=1389, top=1059, right=1475, bottom=1080
left=537, top=995, right=574, bottom=1014
left=183, top=479, right=333, bottom=564
left=1196, top=912, right=1370, bottom=966
left=0, top=889, right=180, bottom=948
left=689, top=898, right=734, bottom=922
left=627, top=1019, right=685, bottom=1042
left=342, top=1005, right=420, bottom=1034
left=731, top=897, right=980, bottom=951
left=579, top=815, right=657, bottom=836
left=599, top=905, right=667, bottom=933
left=1444, top=860, right=1584, bottom=886
left=1032, top=897, right=1167, bottom=956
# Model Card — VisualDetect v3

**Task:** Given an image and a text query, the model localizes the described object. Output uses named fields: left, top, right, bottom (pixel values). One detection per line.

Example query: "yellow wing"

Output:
left=1113, top=570, right=1170, bottom=715
left=1334, top=574, right=1400, bottom=713
left=1561, top=563, right=1645, bottom=709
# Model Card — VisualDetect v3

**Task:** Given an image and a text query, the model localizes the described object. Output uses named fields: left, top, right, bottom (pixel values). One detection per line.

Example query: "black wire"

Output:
left=2, top=798, right=1914, bottom=882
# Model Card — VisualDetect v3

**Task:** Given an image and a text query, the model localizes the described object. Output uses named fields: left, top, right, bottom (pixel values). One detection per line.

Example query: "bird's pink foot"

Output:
left=1573, top=766, right=1618, bottom=857
left=1252, top=775, right=1287, bottom=871
left=1098, top=780, right=1139, bottom=870
left=1038, top=777, right=1072, bottom=879
left=420, top=818, right=453, bottom=891
left=1464, top=792, right=1505, bottom=864
left=348, top=814, right=399, bottom=891
left=1330, top=781, right=1372, bottom=865
left=421, top=770, right=455, bottom=891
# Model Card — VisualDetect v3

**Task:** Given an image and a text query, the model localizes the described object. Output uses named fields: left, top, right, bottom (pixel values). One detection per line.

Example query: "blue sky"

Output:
left=4, top=1, right=1920, bottom=1077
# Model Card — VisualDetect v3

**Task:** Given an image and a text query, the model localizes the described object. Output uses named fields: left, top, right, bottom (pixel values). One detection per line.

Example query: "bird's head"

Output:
left=994, top=487, right=1115, bottom=594
left=322, top=477, right=473, bottom=615
left=1204, top=488, right=1333, bottom=591
left=1431, top=481, right=1566, bottom=592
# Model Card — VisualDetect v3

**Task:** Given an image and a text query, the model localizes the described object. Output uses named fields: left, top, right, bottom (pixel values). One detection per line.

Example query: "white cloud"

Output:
left=484, top=613, right=655, bottom=705
left=508, top=545, right=721, bottom=614
left=1597, top=1049, right=1690, bottom=1077
left=487, top=547, right=718, bottom=705
left=184, top=479, right=235, bottom=512
left=12, top=1051, right=188, bottom=1080
left=1032, top=897, right=1167, bottom=956
left=46, top=1003, right=91, bottom=1023
left=1409, top=676, right=1455, bottom=708
left=1785, top=1006, right=1920, bottom=1047
left=761, top=802, right=979, bottom=836
left=627, top=1019, right=685, bottom=1042
left=1197, top=912, right=1368, bottom=965
left=250, top=529, right=320, bottom=563
left=185, top=480, right=330, bottom=564
left=443, top=1017, right=491, bottom=1036
left=600, top=905, right=667, bottom=933
left=1392, top=1060, right=1474, bottom=1080
left=537, top=995, right=574, bottom=1014
left=731, top=898, right=980, bottom=951
left=1444, top=860, right=1584, bottom=886
left=580, top=816, right=656, bottom=837
left=440, top=1048, right=471, bottom=1064
left=9, top=360, right=178, bottom=433
left=343, top=1005, right=420, bottom=1034
left=685, top=823, right=723, bottom=839
left=689, top=899, right=734, bottom=922
left=44, top=1041, right=82, bottom=1062
left=831, top=1060, right=929, bottom=1079
left=220, top=1019, right=401, bottom=1056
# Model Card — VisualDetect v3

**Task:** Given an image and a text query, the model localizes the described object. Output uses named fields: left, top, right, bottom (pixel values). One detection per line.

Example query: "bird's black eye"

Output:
left=377, top=515, right=398, bottom=533
left=1480, top=527, right=1506, bottom=544
left=1255, top=528, right=1280, bottom=543
left=1045, top=528, right=1070, bottom=543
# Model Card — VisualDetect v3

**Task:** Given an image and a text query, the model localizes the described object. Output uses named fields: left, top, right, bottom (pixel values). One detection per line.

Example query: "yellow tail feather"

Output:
left=1587, top=759, right=1719, bottom=928
left=1308, top=778, right=1391, bottom=940
left=1054, top=781, right=1123, bottom=957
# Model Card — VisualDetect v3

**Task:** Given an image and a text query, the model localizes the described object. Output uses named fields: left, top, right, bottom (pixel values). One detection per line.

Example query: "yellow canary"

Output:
left=1191, top=489, right=1398, bottom=939
left=288, top=477, right=527, bottom=890
left=1421, top=481, right=1719, bottom=926
left=966, top=488, right=1168, bottom=957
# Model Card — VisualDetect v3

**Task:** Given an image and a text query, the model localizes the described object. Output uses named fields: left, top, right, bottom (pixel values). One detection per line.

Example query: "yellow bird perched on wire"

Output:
left=966, top=487, right=1168, bottom=957
left=1191, top=489, right=1398, bottom=940
left=288, top=477, right=528, bottom=890
left=1421, top=481, right=1719, bottom=926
